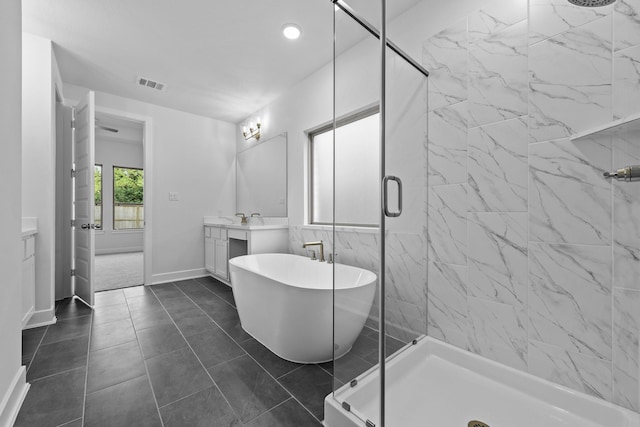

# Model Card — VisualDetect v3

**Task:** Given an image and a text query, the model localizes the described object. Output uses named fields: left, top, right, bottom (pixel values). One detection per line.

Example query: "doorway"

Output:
left=55, top=100, right=153, bottom=304
left=93, top=112, right=145, bottom=292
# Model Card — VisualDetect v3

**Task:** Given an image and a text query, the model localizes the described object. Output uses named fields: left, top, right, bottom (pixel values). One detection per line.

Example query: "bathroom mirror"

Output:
left=236, top=132, right=287, bottom=217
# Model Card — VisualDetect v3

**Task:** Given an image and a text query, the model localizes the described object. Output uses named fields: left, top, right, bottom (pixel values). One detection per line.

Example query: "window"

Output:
left=113, top=166, right=144, bottom=230
left=94, top=165, right=103, bottom=229
left=309, top=109, right=380, bottom=226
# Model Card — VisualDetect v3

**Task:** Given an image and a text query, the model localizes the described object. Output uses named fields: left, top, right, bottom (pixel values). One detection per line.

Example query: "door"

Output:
left=73, top=91, right=96, bottom=306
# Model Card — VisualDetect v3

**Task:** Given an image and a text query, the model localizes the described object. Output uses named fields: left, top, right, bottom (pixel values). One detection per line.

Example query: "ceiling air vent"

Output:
left=136, top=76, right=166, bottom=92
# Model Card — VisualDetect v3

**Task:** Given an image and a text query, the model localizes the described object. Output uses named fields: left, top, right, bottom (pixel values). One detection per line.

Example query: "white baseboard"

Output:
left=24, top=307, right=56, bottom=330
left=0, top=366, right=29, bottom=427
left=151, top=268, right=208, bottom=285
left=20, top=306, right=34, bottom=329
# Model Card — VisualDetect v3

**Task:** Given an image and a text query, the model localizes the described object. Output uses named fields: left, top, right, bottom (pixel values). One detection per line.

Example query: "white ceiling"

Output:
left=22, top=0, right=422, bottom=124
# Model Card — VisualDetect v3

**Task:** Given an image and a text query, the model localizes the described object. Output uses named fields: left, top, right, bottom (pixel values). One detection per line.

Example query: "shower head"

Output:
left=567, top=0, right=616, bottom=6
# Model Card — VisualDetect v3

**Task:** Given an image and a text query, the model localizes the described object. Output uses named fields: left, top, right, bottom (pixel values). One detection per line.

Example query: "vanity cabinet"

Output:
left=204, top=224, right=288, bottom=285
left=214, top=239, right=229, bottom=279
left=205, top=226, right=228, bottom=281
left=22, top=233, right=36, bottom=328
left=204, top=227, right=215, bottom=273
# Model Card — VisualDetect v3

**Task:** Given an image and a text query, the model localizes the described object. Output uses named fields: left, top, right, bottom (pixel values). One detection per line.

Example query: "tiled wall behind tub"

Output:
left=424, top=0, right=640, bottom=412
left=289, top=224, right=427, bottom=344
left=289, top=54, right=429, bottom=345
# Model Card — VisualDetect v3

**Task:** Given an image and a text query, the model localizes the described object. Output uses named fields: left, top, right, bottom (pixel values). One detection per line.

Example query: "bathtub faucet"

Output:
left=302, top=240, right=325, bottom=262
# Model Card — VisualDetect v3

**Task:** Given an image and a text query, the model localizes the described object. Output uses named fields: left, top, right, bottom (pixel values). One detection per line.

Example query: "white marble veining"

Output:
left=386, top=59, right=428, bottom=187
left=614, top=45, right=640, bottom=120
left=385, top=233, right=426, bottom=307
left=427, top=262, right=468, bottom=349
left=386, top=297, right=426, bottom=342
left=529, top=137, right=612, bottom=245
left=422, top=0, right=640, bottom=411
left=427, top=184, right=469, bottom=266
left=468, top=0, right=527, bottom=44
left=428, top=101, right=468, bottom=186
left=468, top=117, right=528, bottom=211
left=529, top=339, right=612, bottom=400
left=467, top=296, right=528, bottom=371
left=468, top=213, right=527, bottom=307
left=468, top=20, right=528, bottom=127
left=290, top=226, right=428, bottom=344
left=529, top=17, right=612, bottom=143
left=333, top=229, right=379, bottom=271
left=422, top=18, right=468, bottom=112
left=613, top=132, right=640, bottom=291
left=613, top=288, right=640, bottom=411
left=529, top=0, right=611, bottom=45
left=615, top=0, right=640, bottom=52
left=529, top=243, right=612, bottom=360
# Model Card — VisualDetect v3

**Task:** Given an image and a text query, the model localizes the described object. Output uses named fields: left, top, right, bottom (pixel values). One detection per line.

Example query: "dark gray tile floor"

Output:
left=16, top=277, right=405, bottom=427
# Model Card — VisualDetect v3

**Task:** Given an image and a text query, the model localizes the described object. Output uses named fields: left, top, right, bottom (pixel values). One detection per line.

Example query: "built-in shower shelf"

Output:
left=571, top=112, right=640, bottom=142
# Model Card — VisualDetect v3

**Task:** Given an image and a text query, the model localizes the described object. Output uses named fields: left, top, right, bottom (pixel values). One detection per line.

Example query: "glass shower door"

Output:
left=330, top=1, right=382, bottom=426
left=379, top=30, right=429, bottom=427
left=329, top=1, right=428, bottom=426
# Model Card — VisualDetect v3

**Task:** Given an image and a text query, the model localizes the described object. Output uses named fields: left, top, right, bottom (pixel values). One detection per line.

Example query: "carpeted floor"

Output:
left=94, top=252, right=144, bottom=291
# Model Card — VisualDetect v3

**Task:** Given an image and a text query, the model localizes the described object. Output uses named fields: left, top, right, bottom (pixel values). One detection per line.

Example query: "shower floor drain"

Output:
left=468, top=421, right=490, bottom=427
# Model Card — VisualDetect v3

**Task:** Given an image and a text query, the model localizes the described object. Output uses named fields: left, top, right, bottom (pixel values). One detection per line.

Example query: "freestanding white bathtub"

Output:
left=228, top=253, right=376, bottom=363
left=325, top=336, right=640, bottom=427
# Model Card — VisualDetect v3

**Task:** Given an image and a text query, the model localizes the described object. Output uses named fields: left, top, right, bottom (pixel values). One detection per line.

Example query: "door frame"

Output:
left=94, top=106, right=153, bottom=286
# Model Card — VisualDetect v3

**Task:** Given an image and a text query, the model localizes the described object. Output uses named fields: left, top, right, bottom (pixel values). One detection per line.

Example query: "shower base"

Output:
left=324, top=336, right=640, bottom=427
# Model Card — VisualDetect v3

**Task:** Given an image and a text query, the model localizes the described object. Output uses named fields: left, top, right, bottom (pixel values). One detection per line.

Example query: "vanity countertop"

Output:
left=203, top=216, right=288, bottom=231
left=203, top=222, right=288, bottom=231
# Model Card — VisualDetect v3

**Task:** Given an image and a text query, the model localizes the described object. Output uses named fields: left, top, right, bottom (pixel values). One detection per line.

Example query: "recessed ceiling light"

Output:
left=282, top=23, right=302, bottom=40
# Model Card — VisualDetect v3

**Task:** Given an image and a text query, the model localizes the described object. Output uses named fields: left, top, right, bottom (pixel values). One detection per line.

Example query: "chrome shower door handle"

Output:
left=383, top=175, right=402, bottom=218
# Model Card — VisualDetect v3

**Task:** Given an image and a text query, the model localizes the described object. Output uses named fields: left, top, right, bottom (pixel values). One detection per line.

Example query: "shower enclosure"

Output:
left=328, top=1, right=428, bottom=425
left=326, top=0, right=640, bottom=425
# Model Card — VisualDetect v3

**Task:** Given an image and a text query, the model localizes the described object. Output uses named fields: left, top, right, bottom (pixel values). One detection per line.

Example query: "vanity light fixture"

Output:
left=282, top=23, right=302, bottom=40
left=242, top=117, right=261, bottom=141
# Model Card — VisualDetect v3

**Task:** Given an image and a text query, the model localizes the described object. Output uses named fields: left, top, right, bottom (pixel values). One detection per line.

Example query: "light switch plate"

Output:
left=169, top=192, right=179, bottom=201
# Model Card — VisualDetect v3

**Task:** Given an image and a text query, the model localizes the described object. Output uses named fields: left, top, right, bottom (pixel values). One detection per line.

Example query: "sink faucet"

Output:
left=235, top=212, right=248, bottom=225
left=302, top=240, right=325, bottom=262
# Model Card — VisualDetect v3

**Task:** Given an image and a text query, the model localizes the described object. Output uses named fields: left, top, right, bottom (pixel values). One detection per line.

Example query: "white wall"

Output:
left=22, top=32, right=64, bottom=327
left=65, top=84, right=236, bottom=283
left=95, top=138, right=144, bottom=254
left=0, top=0, right=29, bottom=425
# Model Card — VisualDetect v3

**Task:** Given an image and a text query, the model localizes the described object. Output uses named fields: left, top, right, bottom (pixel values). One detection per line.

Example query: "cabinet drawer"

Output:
left=228, top=229, right=247, bottom=241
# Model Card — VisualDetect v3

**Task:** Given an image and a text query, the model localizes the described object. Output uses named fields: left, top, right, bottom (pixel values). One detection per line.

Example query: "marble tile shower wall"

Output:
left=424, top=0, right=640, bottom=412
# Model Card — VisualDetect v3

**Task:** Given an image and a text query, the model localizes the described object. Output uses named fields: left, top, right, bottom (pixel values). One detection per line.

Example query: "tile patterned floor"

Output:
left=17, top=277, right=403, bottom=427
